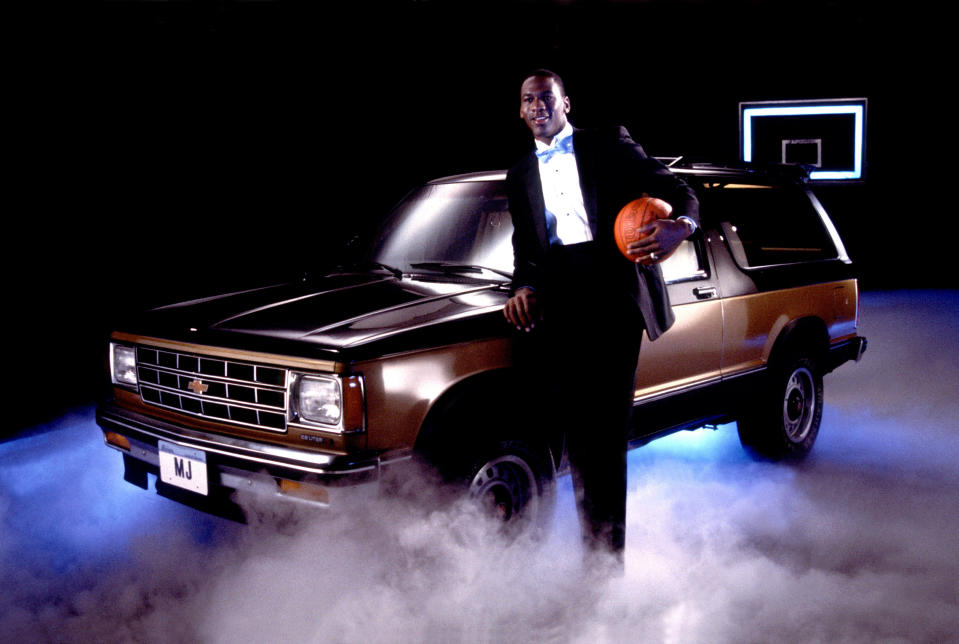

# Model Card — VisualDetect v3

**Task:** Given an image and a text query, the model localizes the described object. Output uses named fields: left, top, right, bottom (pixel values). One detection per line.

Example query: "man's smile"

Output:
left=519, top=75, right=570, bottom=144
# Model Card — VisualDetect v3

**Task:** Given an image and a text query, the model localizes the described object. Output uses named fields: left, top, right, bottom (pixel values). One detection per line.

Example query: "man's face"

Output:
left=519, top=75, right=570, bottom=145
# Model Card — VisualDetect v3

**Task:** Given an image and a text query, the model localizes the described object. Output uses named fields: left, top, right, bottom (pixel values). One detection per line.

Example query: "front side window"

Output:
left=660, top=238, right=708, bottom=284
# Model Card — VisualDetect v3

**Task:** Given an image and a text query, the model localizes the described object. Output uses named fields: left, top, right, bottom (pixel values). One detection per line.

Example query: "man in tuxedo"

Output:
left=503, top=69, right=699, bottom=566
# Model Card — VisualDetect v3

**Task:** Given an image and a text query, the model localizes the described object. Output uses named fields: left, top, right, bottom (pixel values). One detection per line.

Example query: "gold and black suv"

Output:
left=98, top=161, right=867, bottom=525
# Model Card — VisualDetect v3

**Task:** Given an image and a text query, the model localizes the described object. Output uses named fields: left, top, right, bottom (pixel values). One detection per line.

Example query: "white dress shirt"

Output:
left=535, top=123, right=593, bottom=246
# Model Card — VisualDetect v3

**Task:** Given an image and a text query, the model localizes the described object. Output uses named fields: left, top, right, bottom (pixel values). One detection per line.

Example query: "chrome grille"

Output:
left=135, top=346, right=288, bottom=433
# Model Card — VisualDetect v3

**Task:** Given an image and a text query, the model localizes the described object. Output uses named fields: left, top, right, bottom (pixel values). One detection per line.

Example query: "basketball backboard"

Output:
left=740, top=99, right=867, bottom=181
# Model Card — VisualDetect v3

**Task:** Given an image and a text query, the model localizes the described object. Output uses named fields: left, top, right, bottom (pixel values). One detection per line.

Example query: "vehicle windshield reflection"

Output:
left=370, top=182, right=514, bottom=280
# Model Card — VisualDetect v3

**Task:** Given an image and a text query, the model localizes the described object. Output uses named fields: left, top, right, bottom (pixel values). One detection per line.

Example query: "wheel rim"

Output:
left=782, top=366, right=815, bottom=443
left=468, top=455, right=538, bottom=523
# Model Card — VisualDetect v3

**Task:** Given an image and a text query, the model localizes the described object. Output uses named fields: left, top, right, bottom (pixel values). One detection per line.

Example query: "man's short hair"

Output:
left=523, top=68, right=566, bottom=96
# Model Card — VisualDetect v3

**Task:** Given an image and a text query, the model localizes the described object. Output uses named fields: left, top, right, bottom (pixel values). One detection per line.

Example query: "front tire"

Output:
left=467, top=440, right=555, bottom=537
left=738, top=355, right=823, bottom=461
left=466, top=441, right=556, bottom=539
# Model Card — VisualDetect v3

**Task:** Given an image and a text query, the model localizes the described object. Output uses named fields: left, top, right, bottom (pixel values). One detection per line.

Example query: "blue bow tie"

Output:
left=535, top=135, right=574, bottom=163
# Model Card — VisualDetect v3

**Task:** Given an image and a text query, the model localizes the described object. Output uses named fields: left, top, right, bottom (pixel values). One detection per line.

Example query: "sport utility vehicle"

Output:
left=97, top=161, right=867, bottom=525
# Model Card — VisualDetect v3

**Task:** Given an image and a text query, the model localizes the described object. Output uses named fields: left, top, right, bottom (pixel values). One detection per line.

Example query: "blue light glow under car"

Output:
left=742, top=104, right=865, bottom=180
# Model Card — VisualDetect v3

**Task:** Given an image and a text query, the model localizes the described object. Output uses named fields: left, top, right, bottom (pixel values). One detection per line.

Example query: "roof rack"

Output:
left=654, top=156, right=684, bottom=167
left=655, top=157, right=810, bottom=183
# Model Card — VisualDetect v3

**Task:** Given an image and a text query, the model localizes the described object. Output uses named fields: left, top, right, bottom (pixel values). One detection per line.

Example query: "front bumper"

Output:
left=96, top=401, right=410, bottom=508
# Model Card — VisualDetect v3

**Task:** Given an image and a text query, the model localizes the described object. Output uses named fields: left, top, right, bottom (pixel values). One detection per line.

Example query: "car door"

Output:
left=633, top=234, right=724, bottom=404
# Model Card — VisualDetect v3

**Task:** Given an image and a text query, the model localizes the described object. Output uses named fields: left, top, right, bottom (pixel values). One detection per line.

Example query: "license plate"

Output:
left=158, top=440, right=208, bottom=496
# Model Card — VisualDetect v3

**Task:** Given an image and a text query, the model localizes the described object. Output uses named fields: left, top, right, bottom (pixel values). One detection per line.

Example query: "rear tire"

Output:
left=738, top=355, right=823, bottom=461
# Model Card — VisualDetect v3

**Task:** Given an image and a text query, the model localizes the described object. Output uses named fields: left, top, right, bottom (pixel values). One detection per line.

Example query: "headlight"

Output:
left=295, top=376, right=342, bottom=426
left=110, top=344, right=138, bottom=387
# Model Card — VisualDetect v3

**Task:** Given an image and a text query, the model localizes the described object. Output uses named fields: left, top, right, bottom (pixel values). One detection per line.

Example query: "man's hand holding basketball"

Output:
left=504, top=286, right=539, bottom=332
left=627, top=218, right=694, bottom=265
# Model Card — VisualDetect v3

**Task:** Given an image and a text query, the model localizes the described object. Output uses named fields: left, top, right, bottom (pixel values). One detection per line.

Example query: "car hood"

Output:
left=128, top=272, right=509, bottom=356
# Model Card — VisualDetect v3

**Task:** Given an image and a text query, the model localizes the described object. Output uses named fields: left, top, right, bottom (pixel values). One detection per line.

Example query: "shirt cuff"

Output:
left=676, top=215, right=697, bottom=234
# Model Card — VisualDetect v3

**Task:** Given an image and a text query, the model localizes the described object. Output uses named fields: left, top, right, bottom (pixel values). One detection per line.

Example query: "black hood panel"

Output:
left=125, top=272, right=509, bottom=358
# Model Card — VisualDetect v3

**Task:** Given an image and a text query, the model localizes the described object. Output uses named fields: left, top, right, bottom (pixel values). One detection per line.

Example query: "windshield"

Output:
left=369, top=180, right=514, bottom=279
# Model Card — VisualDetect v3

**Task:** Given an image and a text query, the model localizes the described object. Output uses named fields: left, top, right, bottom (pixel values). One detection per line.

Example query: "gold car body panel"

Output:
left=354, top=337, right=513, bottom=451
left=720, top=278, right=859, bottom=377
left=634, top=298, right=724, bottom=401
left=635, top=277, right=858, bottom=400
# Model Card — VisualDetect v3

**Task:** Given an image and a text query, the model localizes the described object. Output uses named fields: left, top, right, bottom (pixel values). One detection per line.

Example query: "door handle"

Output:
left=693, top=286, right=717, bottom=300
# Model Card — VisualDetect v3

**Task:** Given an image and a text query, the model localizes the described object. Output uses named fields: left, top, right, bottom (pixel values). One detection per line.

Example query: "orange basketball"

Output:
left=613, top=196, right=673, bottom=263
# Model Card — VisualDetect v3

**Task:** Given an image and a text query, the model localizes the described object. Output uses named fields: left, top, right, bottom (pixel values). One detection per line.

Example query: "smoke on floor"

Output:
left=1, top=291, right=957, bottom=643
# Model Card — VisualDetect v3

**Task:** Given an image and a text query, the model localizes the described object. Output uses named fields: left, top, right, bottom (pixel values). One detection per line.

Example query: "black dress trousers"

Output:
left=519, top=240, right=643, bottom=556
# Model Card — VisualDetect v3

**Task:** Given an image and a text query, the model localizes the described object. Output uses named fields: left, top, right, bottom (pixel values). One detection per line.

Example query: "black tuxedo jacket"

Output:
left=506, top=126, right=700, bottom=340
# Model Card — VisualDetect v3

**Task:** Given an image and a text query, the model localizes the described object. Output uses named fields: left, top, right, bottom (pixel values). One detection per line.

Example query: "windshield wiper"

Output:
left=336, top=260, right=403, bottom=278
left=409, top=262, right=513, bottom=280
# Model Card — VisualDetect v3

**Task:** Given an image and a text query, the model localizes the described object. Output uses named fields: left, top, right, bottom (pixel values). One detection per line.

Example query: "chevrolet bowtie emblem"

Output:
left=188, top=379, right=209, bottom=395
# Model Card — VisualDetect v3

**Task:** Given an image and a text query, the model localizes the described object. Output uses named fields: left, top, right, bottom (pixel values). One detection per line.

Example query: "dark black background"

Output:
left=9, top=0, right=943, bottom=431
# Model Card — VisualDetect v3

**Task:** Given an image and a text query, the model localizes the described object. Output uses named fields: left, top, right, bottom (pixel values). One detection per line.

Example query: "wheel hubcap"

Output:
left=469, top=455, right=537, bottom=524
left=782, top=367, right=815, bottom=442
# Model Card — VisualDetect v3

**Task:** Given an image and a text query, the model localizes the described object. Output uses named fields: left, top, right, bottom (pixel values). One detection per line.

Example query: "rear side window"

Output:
left=704, top=186, right=838, bottom=268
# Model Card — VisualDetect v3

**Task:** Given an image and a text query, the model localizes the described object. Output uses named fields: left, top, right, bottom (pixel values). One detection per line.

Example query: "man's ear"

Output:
left=563, top=96, right=571, bottom=114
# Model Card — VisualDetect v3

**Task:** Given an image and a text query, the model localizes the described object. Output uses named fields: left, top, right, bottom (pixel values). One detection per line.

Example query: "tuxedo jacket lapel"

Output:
left=572, top=129, right=600, bottom=239
left=518, top=153, right=550, bottom=251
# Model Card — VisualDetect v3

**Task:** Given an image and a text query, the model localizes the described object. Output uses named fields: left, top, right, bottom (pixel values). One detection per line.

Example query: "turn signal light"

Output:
left=104, top=431, right=131, bottom=450
left=279, top=479, right=330, bottom=505
left=343, top=375, right=365, bottom=432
